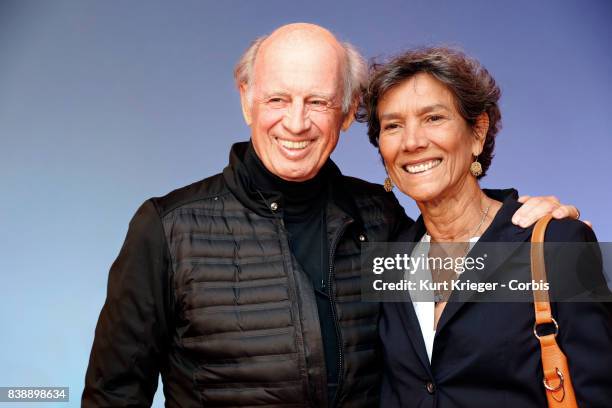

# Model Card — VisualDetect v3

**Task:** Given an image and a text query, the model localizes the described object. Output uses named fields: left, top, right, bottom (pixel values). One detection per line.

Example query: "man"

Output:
left=82, top=23, right=579, bottom=407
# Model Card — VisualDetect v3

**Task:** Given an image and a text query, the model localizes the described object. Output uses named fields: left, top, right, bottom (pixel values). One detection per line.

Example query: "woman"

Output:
left=360, top=47, right=612, bottom=407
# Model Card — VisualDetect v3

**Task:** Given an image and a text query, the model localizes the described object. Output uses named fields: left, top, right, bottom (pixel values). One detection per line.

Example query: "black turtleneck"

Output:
left=243, top=143, right=339, bottom=403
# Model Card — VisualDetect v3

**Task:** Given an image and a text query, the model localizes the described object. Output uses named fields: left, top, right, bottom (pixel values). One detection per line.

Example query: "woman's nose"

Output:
left=400, top=124, right=429, bottom=152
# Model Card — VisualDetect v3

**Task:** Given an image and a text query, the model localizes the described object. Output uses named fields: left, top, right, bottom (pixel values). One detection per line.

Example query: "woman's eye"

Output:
left=383, top=123, right=399, bottom=131
left=427, top=115, right=443, bottom=122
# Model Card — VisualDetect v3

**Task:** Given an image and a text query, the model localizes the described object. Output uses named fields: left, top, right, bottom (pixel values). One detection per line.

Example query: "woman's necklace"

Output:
left=470, top=202, right=492, bottom=239
left=428, top=201, right=492, bottom=243
left=429, top=201, right=492, bottom=303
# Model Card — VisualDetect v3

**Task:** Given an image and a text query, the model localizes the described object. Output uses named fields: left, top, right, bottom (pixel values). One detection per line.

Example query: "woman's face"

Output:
left=378, top=72, right=483, bottom=203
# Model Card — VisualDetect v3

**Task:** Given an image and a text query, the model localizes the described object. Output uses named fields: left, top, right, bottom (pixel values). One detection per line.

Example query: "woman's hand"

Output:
left=512, top=195, right=591, bottom=228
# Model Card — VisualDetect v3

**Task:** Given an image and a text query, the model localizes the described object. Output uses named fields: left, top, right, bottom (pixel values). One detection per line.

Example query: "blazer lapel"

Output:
left=434, top=197, right=534, bottom=336
left=398, top=300, right=434, bottom=376
left=393, top=219, right=433, bottom=375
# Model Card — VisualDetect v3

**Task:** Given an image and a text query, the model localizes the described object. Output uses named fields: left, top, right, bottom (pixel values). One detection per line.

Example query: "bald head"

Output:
left=266, top=22, right=341, bottom=44
left=234, top=23, right=366, bottom=114
left=260, top=23, right=345, bottom=65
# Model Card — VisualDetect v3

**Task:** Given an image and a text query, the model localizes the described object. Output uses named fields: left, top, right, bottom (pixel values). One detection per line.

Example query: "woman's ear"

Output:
left=472, top=112, right=490, bottom=154
left=239, top=83, right=253, bottom=126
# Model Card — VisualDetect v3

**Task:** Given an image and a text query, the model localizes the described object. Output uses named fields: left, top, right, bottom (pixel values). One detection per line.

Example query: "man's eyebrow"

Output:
left=308, top=92, right=335, bottom=99
left=260, top=91, right=336, bottom=100
left=261, top=91, right=290, bottom=98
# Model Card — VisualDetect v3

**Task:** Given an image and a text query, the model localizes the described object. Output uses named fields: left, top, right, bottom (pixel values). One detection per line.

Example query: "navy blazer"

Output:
left=379, top=194, right=612, bottom=408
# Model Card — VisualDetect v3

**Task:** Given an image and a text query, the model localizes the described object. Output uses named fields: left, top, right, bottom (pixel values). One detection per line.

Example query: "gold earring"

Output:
left=470, top=156, right=483, bottom=177
left=384, top=175, right=394, bottom=192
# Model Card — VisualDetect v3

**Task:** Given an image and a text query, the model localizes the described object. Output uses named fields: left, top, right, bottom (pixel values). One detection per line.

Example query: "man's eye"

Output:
left=266, top=98, right=287, bottom=108
left=427, top=115, right=444, bottom=122
left=307, top=100, right=330, bottom=111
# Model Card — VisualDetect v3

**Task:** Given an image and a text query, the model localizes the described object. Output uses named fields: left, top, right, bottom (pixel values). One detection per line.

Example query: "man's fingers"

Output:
left=551, top=205, right=579, bottom=219
left=517, top=195, right=531, bottom=203
left=552, top=205, right=592, bottom=227
left=513, top=196, right=585, bottom=228
left=513, top=197, right=557, bottom=228
left=546, top=195, right=560, bottom=205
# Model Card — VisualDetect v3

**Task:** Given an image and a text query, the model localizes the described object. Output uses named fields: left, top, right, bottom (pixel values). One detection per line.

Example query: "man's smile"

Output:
left=272, top=136, right=318, bottom=161
left=275, top=137, right=314, bottom=150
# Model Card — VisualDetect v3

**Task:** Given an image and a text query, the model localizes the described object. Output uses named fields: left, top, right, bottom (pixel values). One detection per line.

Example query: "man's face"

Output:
left=243, top=36, right=347, bottom=182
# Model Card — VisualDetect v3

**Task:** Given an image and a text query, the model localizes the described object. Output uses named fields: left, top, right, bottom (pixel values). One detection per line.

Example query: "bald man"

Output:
left=83, top=23, right=580, bottom=407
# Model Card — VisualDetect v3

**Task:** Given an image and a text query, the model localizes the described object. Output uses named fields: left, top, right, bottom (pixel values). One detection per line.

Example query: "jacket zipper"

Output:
left=277, top=217, right=318, bottom=408
left=328, top=218, right=353, bottom=408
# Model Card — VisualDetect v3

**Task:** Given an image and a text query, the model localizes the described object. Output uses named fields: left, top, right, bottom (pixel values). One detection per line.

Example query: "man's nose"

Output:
left=282, top=101, right=311, bottom=134
left=401, top=123, right=429, bottom=152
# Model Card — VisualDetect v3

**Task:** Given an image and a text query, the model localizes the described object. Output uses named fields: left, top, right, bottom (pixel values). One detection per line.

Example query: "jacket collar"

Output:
left=222, top=141, right=363, bottom=227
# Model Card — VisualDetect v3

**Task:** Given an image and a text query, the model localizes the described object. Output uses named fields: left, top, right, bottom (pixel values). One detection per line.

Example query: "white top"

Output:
left=408, top=233, right=480, bottom=362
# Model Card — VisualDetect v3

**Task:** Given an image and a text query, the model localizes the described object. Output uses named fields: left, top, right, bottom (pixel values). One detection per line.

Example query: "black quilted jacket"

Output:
left=83, top=142, right=411, bottom=407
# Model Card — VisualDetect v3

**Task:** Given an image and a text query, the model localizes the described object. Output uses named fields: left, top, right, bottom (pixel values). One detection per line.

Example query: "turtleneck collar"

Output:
left=223, top=141, right=363, bottom=223
left=242, top=141, right=328, bottom=220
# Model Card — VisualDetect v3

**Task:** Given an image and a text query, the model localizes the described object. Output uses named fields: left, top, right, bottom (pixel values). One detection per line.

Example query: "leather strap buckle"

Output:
left=533, top=317, right=559, bottom=339
left=543, top=367, right=566, bottom=402
left=543, top=367, right=564, bottom=392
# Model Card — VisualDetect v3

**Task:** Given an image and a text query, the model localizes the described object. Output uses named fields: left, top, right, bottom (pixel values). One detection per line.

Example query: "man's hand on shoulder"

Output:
left=512, top=195, right=590, bottom=228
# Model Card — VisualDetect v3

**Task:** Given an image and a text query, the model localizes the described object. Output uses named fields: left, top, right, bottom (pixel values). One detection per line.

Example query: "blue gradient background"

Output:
left=1, top=1, right=610, bottom=406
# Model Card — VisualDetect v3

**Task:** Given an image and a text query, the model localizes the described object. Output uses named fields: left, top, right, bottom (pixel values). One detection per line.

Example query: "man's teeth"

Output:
left=279, top=139, right=311, bottom=149
left=404, top=159, right=441, bottom=174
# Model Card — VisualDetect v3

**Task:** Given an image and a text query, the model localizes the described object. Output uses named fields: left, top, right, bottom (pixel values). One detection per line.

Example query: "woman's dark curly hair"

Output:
left=357, top=46, right=502, bottom=179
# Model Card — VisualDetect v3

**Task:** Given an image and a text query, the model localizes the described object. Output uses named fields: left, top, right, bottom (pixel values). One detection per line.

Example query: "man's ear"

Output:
left=341, top=97, right=358, bottom=131
left=472, top=112, right=489, bottom=155
left=239, top=83, right=252, bottom=126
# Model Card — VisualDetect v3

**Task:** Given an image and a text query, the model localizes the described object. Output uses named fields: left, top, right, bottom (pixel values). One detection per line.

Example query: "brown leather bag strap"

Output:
left=531, top=215, right=578, bottom=407
left=532, top=215, right=552, bottom=317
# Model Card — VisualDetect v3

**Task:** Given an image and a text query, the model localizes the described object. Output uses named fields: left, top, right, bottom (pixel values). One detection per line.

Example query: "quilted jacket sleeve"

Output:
left=82, top=200, right=172, bottom=407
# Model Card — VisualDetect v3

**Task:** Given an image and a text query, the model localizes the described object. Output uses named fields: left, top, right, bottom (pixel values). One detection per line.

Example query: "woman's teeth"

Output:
left=278, top=139, right=311, bottom=149
left=404, top=159, right=441, bottom=174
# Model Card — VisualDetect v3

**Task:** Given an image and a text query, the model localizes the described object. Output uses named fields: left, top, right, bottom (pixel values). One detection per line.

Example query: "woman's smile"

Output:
left=402, top=158, right=442, bottom=175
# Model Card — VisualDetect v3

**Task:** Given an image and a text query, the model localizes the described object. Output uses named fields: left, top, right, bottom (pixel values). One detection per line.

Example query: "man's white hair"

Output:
left=233, top=34, right=367, bottom=115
